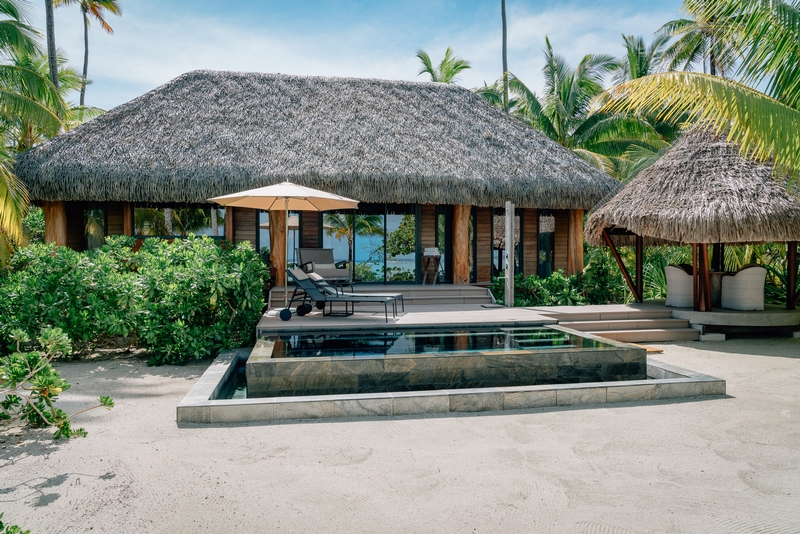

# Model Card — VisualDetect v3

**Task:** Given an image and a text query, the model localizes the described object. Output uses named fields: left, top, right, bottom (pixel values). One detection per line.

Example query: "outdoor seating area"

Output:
left=285, top=268, right=403, bottom=323
left=665, top=263, right=768, bottom=311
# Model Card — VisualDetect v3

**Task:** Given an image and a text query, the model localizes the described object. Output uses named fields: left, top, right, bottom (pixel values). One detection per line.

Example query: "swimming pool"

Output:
left=241, top=326, right=646, bottom=398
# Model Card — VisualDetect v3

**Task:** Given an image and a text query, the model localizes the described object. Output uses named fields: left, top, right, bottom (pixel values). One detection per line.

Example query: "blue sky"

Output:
left=30, top=0, right=684, bottom=111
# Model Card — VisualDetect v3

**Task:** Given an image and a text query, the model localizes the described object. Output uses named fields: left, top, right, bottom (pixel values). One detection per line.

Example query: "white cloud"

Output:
left=29, top=1, right=680, bottom=110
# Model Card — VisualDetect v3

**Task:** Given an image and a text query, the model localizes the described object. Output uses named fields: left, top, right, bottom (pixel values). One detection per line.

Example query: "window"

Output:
left=259, top=210, right=301, bottom=266
left=84, top=208, right=105, bottom=250
left=133, top=206, right=225, bottom=238
left=538, top=211, right=556, bottom=277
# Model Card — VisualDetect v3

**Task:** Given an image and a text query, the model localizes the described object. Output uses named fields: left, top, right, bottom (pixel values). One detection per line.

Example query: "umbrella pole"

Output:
left=284, top=197, right=289, bottom=310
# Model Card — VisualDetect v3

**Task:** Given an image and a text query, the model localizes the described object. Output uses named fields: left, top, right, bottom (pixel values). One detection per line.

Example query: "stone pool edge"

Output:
left=176, top=349, right=727, bottom=424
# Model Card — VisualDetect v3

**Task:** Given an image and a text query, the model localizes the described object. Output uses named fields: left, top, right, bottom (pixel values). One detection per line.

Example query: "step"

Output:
left=560, top=318, right=690, bottom=332
left=588, top=328, right=700, bottom=343
left=533, top=310, right=674, bottom=322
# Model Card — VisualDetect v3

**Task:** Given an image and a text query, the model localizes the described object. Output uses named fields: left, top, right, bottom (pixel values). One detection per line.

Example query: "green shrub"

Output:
left=490, top=270, right=586, bottom=306
left=1, top=328, right=113, bottom=439
left=0, top=236, right=268, bottom=365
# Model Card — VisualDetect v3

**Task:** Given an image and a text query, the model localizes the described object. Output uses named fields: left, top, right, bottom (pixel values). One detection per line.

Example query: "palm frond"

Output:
left=600, top=71, right=800, bottom=176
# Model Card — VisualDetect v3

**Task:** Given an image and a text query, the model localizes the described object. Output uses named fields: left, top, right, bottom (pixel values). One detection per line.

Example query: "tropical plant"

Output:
left=415, top=46, right=471, bottom=83
left=659, top=0, right=740, bottom=77
left=612, top=34, right=671, bottom=84
left=479, top=37, right=669, bottom=177
left=386, top=213, right=415, bottom=257
left=43, top=0, right=58, bottom=87
left=1, top=327, right=114, bottom=439
left=501, top=0, right=509, bottom=111
left=54, top=0, right=121, bottom=106
left=0, top=512, right=29, bottom=534
left=601, top=0, right=800, bottom=177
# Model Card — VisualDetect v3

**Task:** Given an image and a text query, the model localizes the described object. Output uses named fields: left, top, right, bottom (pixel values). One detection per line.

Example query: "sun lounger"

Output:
left=285, top=269, right=402, bottom=322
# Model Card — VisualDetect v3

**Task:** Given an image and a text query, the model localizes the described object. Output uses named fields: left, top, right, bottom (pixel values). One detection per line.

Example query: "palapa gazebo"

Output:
left=585, top=128, right=800, bottom=311
left=15, top=70, right=620, bottom=286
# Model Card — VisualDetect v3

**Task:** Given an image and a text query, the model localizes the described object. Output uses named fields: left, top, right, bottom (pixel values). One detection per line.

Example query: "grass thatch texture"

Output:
left=15, top=70, right=620, bottom=210
left=585, top=128, right=800, bottom=246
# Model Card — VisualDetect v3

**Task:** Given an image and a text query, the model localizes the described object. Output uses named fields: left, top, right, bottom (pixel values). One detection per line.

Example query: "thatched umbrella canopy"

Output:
left=584, top=128, right=800, bottom=310
left=15, top=70, right=619, bottom=209
left=585, top=128, right=800, bottom=247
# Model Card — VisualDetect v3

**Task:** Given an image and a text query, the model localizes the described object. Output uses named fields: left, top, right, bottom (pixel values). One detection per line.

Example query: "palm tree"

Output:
left=415, top=47, right=471, bottom=83
left=658, top=0, right=739, bottom=77
left=612, top=34, right=671, bottom=84
left=44, top=0, right=58, bottom=88
left=55, top=0, right=121, bottom=106
left=601, top=0, right=800, bottom=177
left=501, top=0, right=509, bottom=112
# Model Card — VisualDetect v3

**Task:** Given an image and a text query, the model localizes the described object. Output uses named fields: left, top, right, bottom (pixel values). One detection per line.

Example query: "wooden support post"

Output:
left=692, top=243, right=699, bottom=311
left=268, top=209, right=286, bottom=288
left=700, top=243, right=712, bottom=311
left=43, top=201, right=67, bottom=246
left=603, top=229, right=640, bottom=302
left=225, top=206, right=235, bottom=243
left=452, top=204, right=471, bottom=284
left=788, top=241, right=798, bottom=310
left=635, top=234, right=644, bottom=303
left=123, top=202, right=133, bottom=236
left=567, top=209, right=584, bottom=275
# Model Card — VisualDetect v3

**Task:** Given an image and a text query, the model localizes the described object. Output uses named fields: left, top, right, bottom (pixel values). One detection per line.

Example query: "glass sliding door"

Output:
left=258, top=210, right=300, bottom=267
left=385, top=204, right=416, bottom=282
left=353, top=205, right=385, bottom=283
left=538, top=210, right=555, bottom=277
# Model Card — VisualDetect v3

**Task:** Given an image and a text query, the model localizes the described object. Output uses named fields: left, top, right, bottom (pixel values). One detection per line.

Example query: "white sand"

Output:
left=2, top=338, right=799, bottom=533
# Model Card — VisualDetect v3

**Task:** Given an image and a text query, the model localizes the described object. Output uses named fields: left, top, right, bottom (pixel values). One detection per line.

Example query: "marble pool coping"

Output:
left=176, top=347, right=726, bottom=425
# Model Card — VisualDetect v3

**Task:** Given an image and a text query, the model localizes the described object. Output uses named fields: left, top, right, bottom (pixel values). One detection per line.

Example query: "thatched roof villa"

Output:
left=16, top=70, right=620, bottom=285
left=585, top=128, right=800, bottom=309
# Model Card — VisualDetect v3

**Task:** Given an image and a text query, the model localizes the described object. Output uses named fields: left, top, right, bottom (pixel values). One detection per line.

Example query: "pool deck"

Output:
left=256, top=304, right=557, bottom=336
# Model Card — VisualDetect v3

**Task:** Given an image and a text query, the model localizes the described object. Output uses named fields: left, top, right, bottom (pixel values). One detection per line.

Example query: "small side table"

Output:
left=421, top=255, right=441, bottom=285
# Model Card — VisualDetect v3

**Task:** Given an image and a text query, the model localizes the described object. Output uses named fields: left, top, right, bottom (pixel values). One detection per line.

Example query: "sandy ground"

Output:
left=2, top=338, right=799, bottom=533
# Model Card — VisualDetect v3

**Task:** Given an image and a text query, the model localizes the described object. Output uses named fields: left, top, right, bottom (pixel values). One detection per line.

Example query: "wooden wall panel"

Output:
left=301, top=211, right=321, bottom=248
left=475, top=207, right=492, bottom=283
left=233, top=207, right=257, bottom=244
left=521, top=208, right=538, bottom=277
left=554, top=210, right=569, bottom=273
left=106, top=202, right=125, bottom=236
left=65, top=202, right=85, bottom=251
left=43, top=201, right=67, bottom=246
left=420, top=204, right=436, bottom=250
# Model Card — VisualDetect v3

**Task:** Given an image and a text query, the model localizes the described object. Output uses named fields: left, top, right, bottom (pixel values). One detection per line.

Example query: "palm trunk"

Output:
left=45, top=0, right=59, bottom=89
left=210, top=208, right=218, bottom=236
left=501, top=0, right=509, bottom=113
left=81, top=7, right=89, bottom=106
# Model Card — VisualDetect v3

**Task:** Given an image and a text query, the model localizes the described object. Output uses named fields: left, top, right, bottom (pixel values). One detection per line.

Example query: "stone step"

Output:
left=532, top=310, right=674, bottom=322
left=560, top=318, right=690, bottom=331
left=588, top=328, right=700, bottom=343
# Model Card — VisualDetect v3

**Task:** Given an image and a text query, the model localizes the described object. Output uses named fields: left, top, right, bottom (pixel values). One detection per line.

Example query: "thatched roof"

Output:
left=15, top=70, right=620, bottom=209
left=585, top=128, right=800, bottom=246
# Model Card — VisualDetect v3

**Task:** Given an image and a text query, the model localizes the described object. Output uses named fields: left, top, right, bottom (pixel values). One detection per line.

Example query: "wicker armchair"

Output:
left=665, top=264, right=693, bottom=308
left=721, top=265, right=767, bottom=311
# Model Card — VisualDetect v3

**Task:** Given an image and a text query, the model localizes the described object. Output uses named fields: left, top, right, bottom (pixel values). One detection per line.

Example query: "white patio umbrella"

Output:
left=209, top=181, right=359, bottom=318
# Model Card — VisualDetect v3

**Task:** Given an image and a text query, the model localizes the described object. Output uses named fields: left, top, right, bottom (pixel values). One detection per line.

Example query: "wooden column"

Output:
left=43, top=201, right=67, bottom=246
left=603, top=229, right=640, bottom=302
left=269, top=210, right=286, bottom=288
left=566, top=209, right=584, bottom=275
left=712, top=243, right=725, bottom=272
left=788, top=241, right=798, bottom=310
left=123, top=202, right=133, bottom=236
left=700, top=244, right=712, bottom=311
left=522, top=208, right=538, bottom=277
left=635, top=234, right=644, bottom=302
left=225, top=206, right=234, bottom=242
left=692, top=243, right=699, bottom=311
left=452, top=204, right=471, bottom=284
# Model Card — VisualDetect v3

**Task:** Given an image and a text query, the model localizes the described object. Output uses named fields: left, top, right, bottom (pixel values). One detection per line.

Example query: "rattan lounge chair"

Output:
left=665, top=264, right=693, bottom=308
left=285, top=269, right=401, bottom=322
left=721, top=265, right=767, bottom=311
left=296, top=248, right=352, bottom=284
